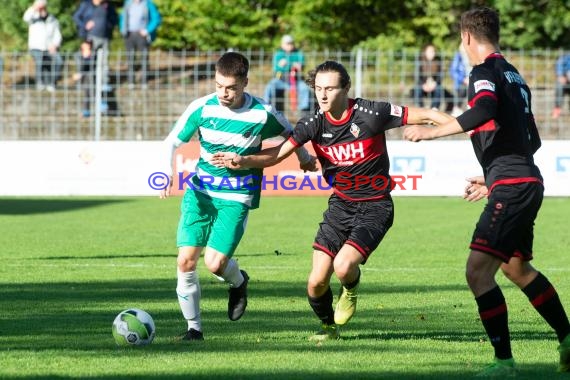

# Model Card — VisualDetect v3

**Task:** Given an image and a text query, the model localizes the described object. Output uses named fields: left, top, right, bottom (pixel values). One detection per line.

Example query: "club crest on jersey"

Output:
left=349, top=123, right=360, bottom=138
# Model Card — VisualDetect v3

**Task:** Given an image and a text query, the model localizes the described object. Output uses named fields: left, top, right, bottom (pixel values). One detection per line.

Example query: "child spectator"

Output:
left=73, top=40, right=95, bottom=117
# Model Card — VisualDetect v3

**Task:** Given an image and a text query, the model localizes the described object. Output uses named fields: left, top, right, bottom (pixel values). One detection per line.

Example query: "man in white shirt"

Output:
left=23, top=0, right=63, bottom=92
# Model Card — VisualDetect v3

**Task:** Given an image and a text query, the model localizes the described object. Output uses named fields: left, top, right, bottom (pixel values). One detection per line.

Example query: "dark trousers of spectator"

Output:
left=81, top=71, right=94, bottom=116
left=89, top=36, right=111, bottom=88
left=411, top=84, right=444, bottom=109
left=125, top=33, right=150, bottom=86
left=30, top=49, right=62, bottom=89
left=555, top=82, right=570, bottom=108
left=79, top=71, right=119, bottom=116
left=264, top=77, right=312, bottom=113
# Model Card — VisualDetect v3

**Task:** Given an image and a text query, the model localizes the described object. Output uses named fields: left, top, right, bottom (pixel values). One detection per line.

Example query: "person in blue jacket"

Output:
left=73, top=0, right=118, bottom=89
left=552, top=53, right=570, bottom=119
left=119, top=0, right=161, bottom=88
left=449, top=43, right=471, bottom=116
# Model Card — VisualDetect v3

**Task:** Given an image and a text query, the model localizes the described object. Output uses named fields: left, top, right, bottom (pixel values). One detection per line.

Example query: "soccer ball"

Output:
left=112, top=308, right=155, bottom=346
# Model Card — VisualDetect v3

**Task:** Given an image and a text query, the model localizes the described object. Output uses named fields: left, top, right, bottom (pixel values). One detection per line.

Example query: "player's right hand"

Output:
left=403, top=125, right=433, bottom=142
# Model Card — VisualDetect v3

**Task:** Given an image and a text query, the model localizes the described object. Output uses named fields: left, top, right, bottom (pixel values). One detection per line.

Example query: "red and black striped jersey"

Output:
left=456, top=53, right=542, bottom=190
left=289, top=98, right=407, bottom=201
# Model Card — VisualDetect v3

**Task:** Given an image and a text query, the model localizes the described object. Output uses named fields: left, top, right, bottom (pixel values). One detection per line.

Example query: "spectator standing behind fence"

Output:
left=552, top=52, right=570, bottom=119
left=73, top=40, right=96, bottom=118
left=412, top=43, right=445, bottom=110
left=119, top=0, right=161, bottom=89
left=73, top=0, right=118, bottom=90
left=449, top=43, right=471, bottom=116
left=23, top=0, right=63, bottom=92
left=263, top=35, right=311, bottom=115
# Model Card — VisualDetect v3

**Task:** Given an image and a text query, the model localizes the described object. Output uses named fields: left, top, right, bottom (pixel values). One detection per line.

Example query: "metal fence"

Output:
left=0, top=49, right=568, bottom=140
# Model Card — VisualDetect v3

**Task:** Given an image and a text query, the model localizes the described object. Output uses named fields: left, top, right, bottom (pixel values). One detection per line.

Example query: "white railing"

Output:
left=0, top=49, right=567, bottom=140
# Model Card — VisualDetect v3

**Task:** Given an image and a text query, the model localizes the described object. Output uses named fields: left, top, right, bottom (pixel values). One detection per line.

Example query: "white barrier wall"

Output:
left=0, top=141, right=163, bottom=196
left=389, top=140, right=570, bottom=196
left=0, top=140, right=568, bottom=196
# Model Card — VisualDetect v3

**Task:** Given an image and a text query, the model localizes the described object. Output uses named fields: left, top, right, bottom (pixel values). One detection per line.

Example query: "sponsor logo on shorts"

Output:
left=474, top=237, right=489, bottom=245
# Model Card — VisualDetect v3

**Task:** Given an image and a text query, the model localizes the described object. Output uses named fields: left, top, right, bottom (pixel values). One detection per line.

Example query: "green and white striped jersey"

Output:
left=166, top=92, right=292, bottom=209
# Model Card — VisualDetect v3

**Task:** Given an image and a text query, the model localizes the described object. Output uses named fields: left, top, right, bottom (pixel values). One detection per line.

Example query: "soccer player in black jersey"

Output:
left=404, top=7, right=570, bottom=376
left=212, top=60, right=450, bottom=341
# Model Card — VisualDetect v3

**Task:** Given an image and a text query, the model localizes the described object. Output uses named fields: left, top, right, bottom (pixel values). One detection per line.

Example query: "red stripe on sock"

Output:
left=531, top=285, right=556, bottom=307
left=480, top=303, right=507, bottom=320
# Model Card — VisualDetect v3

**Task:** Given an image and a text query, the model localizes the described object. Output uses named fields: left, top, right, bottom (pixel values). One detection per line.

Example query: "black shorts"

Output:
left=313, top=194, right=394, bottom=264
left=470, top=181, right=543, bottom=262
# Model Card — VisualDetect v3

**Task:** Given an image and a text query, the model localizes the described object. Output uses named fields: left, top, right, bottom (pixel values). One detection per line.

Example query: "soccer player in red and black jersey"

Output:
left=404, top=7, right=570, bottom=376
left=212, top=60, right=450, bottom=340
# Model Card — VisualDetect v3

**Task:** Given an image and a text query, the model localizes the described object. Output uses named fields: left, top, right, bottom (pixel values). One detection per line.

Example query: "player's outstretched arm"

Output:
left=211, top=139, right=299, bottom=170
left=405, top=106, right=454, bottom=126
left=463, top=176, right=488, bottom=202
left=403, top=118, right=464, bottom=142
left=159, top=133, right=179, bottom=199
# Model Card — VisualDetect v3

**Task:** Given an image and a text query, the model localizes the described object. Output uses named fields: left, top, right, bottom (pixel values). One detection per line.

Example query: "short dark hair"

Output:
left=216, top=52, right=249, bottom=79
left=306, top=60, right=351, bottom=90
left=460, top=7, right=500, bottom=45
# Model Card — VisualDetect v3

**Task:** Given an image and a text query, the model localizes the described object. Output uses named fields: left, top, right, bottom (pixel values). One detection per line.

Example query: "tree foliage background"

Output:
left=1, top=0, right=568, bottom=52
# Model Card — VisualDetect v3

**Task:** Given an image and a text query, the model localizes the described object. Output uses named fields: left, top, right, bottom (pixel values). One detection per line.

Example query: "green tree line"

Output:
left=1, top=0, right=568, bottom=53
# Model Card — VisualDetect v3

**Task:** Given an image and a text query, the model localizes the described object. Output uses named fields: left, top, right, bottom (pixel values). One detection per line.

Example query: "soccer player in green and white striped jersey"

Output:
left=159, top=52, right=316, bottom=341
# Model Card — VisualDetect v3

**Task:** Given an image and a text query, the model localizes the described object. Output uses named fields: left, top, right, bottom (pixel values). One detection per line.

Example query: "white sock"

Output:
left=220, top=259, right=244, bottom=288
left=176, top=269, right=201, bottom=331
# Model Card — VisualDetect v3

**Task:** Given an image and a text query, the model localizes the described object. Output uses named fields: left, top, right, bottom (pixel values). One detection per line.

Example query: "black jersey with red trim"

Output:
left=288, top=98, right=407, bottom=201
left=456, top=53, right=542, bottom=189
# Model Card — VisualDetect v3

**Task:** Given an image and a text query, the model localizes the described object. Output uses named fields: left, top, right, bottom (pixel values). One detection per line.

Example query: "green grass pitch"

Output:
left=0, top=196, right=569, bottom=379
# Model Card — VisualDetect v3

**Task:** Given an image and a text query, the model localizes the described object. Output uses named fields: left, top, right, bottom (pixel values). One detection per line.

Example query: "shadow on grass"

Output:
left=37, top=251, right=310, bottom=260
left=37, top=253, right=173, bottom=260
left=0, top=364, right=565, bottom=380
left=0, top=198, right=132, bottom=215
left=1, top=279, right=557, bottom=345
left=1, top=278, right=565, bottom=379
left=0, top=279, right=469, bottom=306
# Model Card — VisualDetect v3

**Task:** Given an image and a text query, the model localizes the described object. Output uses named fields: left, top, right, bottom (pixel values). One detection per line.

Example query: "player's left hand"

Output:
left=159, top=175, right=173, bottom=199
left=300, top=155, right=318, bottom=172
left=463, top=177, right=488, bottom=202
left=403, top=125, right=433, bottom=142
left=211, top=152, right=243, bottom=170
